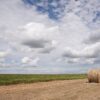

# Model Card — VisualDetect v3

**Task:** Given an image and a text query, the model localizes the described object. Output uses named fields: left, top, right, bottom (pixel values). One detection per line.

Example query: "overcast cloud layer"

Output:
left=0, top=0, right=100, bottom=74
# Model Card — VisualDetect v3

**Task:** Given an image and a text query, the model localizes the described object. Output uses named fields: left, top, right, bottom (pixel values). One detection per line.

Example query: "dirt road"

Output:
left=0, top=79, right=100, bottom=100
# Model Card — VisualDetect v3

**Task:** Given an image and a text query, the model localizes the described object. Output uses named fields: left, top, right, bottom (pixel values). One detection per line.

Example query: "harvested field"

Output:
left=0, top=79, right=100, bottom=100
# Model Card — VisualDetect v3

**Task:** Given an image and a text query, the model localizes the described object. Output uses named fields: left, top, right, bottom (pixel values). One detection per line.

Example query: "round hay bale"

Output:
left=88, top=69, right=100, bottom=83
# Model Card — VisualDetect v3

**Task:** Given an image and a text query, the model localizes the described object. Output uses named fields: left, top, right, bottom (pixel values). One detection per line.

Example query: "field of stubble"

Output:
left=0, top=79, right=100, bottom=100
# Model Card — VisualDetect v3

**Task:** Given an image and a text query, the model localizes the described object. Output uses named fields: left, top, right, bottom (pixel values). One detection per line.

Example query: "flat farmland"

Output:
left=0, top=74, right=100, bottom=100
left=0, top=74, right=86, bottom=85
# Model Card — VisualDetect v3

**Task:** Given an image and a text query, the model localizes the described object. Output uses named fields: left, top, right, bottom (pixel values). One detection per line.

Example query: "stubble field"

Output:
left=0, top=74, right=100, bottom=100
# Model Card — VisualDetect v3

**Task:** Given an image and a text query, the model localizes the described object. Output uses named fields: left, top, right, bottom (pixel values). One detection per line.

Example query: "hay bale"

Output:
left=88, top=69, right=100, bottom=83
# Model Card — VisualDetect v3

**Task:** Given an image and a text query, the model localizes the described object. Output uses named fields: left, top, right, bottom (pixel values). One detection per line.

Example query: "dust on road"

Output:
left=0, top=79, right=100, bottom=100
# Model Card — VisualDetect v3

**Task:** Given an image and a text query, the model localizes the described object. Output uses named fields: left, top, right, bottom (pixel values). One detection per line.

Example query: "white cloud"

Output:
left=18, top=22, right=59, bottom=54
left=62, top=42, right=100, bottom=64
left=22, top=57, right=31, bottom=64
left=22, top=57, right=39, bottom=66
left=0, top=4, right=90, bottom=67
left=85, top=29, right=100, bottom=44
left=0, top=51, right=9, bottom=58
left=0, top=0, right=100, bottom=73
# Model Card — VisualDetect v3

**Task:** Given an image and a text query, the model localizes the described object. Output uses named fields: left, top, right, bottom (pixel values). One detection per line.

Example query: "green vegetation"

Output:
left=0, top=74, right=86, bottom=85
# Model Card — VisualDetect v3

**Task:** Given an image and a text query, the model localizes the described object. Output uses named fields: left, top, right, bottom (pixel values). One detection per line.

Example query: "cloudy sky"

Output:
left=0, top=0, right=100, bottom=74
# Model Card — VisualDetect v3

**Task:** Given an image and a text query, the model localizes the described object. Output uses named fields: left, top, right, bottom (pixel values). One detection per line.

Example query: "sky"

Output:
left=0, top=0, right=100, bottom=74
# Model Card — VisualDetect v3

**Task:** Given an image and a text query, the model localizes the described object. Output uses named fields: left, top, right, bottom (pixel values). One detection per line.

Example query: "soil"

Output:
left=0, top=79, right=100, bottom=100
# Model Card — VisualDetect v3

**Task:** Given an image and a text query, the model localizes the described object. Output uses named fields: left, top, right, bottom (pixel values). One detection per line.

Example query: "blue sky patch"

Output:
left=22, top=0, right=67, bottom=20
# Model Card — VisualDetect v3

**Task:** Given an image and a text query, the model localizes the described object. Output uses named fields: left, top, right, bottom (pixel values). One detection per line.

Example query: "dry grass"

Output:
left=88, top=69, right=100, bottom=83
left=0, top=79, right=100, bottom=100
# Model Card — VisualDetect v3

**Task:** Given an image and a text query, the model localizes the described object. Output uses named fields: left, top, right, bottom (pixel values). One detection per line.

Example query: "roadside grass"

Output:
left=0, top=74, right=87, bottom=85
